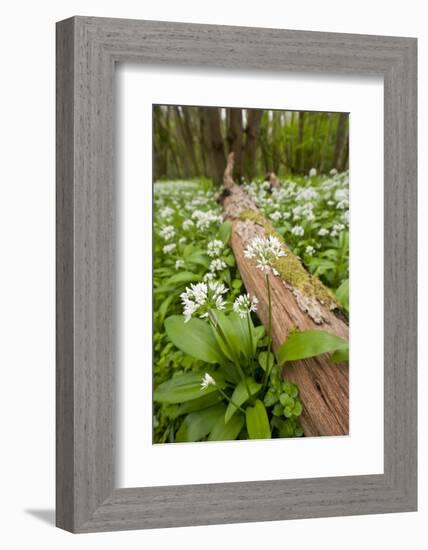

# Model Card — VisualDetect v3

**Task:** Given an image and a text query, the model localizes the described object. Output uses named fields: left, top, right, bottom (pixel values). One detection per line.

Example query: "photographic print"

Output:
left=153, top=105, right=349, bottom=444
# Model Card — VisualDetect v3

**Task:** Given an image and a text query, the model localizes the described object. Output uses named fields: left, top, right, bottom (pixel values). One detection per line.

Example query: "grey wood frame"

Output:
left=56, top=16, right=417, bottom=533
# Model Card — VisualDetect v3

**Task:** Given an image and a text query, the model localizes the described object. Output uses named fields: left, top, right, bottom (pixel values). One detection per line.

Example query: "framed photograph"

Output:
left=56, top=16, right=417, bottom=532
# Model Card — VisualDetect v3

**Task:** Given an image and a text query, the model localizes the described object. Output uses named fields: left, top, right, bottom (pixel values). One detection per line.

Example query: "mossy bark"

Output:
left=220, top=153, right=349, bottom=437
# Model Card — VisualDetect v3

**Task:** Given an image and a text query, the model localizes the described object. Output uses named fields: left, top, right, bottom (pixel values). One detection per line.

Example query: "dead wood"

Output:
left=219, top=153, right=349, bottom=437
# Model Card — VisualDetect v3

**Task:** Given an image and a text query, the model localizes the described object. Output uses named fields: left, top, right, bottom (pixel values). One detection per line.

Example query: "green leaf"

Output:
left=175, top=404, right=226, bottom=442
left=165, top=315, right=226, bottom=364
left=277, top=330, right=349, bottom=365
left=225, top=377, right=262, bottom=423
left=218, top=221, right=232, bottom=244
left=330, top=347, right=349, bottom=363
left=254, top=325, right=265, bottom=344
left=258, top=351, right=275, bottom=372
left=279, top=394, right=295, bottom=408
left=175, top=392, right=224, bottom=416
left=154, top=372, right=225, bottom=404
left=263, top=389, right=278, bottom=407
left=186, top=252, right=210, bottom=269
left=224, top=254, right=235, bottom=267
left=165, top=272, right=202, bottom=286
left=211, top=311, right=254, bottom=362
left=336, top=279, right=349, bottom=312
left=246, top=400, right=271, bottom=439
left=208, top=413, right=244, bottom=441
left=227, top=312, right=255, bottom=359
left=158, top=294, right=175, bottom=324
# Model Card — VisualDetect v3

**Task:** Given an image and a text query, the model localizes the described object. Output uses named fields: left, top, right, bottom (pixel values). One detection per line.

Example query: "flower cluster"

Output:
left=159, top=225, right=175, bottom=241
left=207, top=239, right=225, bottom=258
left=244, top=235, right=286, bottom=276
left=233, top=293, right=259, bottom=319
left=191, top=210, right=223, bottom=230
left=180, top=281, right=228, bottom=322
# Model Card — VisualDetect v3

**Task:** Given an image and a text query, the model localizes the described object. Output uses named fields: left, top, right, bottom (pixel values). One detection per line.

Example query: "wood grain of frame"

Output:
left=56, top=16, right=417, bottom=533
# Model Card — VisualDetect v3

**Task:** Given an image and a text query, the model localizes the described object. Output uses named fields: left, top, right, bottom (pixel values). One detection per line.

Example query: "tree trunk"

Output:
left=333, top=113, right=348, bottom=171
left=243, top=109, right=263, bottom=181
left=295, top=111, right=305, bottom=173
left=227, top=108, right=243, bottom=182
left=202, top=107, right=226, bottom=186
left=174, top=106, right=200, bottom=176
left=220, top=153, right=349, bottom=437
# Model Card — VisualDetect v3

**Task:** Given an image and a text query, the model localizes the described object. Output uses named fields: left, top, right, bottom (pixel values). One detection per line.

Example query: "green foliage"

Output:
left=246, top=400, right=271, bottom=440
left=277, top=330, right=349, bottom=366
left=225, top=378, right=262, bottom=423
left=154, top=372, right=225, bottom=404
left=175, top=404, right=226, bottom=442
left=165, top=316, right=226, bottom=364
left=153, top=177, right=348, bottom=443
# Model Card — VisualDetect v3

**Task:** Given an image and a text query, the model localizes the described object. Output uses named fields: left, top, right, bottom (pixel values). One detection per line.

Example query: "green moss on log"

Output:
left=239, top=209, right=339, bottom=309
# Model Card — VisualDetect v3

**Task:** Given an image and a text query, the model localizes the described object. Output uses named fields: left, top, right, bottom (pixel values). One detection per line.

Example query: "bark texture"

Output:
left=221, top=153, right=349, bottom=437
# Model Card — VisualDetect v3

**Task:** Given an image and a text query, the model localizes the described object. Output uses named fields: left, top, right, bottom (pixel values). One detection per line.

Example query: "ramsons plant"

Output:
left=153, top=178, right=349, bottom=443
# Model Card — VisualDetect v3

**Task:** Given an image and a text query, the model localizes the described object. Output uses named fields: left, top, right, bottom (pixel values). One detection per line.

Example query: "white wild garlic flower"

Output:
left=209, top=258, right=227, bottom=272
left=291, top=225, right=304, bottom=237
left=305, top=245, right=315, bottom=256
left=244, top=235, right=286, bottom=276
left=207, top=239, right=225, bottom=258
left=309, top=168, right=317, bottom=177
left=201, top=372, right=216, bottom=390
left=233, top=293, right=259, bottom=319
left=159, top=225, right=175, bottom=241
left=163, top=243, right=176, bottom=254
left=180, top=281, right=228, bottom=322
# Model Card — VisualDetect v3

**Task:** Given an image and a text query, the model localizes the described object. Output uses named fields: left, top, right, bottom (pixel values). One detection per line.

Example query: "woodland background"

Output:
left=153, top=106, right=349, bottom=182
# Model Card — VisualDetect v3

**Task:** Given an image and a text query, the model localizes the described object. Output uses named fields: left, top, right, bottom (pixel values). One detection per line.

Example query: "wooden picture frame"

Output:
left=56, top=16, right=417, bottom=533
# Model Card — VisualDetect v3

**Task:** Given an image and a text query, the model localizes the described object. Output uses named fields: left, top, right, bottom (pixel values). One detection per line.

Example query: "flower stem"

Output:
left=246, top=312, right=255, bottom=374
left=209, top=310, right=252, bottom=399
left=217, top=387, right=245, bottom=414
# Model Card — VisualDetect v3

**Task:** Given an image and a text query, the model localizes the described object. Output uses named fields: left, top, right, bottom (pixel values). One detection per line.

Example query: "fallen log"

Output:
left=220, top=153, right=349, bottom=437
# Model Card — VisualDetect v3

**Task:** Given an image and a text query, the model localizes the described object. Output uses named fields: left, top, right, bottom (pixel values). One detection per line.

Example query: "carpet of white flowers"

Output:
left=153, top=172, right=349, bottom=443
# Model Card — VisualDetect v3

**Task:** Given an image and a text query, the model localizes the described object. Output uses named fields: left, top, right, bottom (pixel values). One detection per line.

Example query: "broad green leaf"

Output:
left=218, top=221, right=232, bottom=244
left=224, top=254, right=235, bottom=267
left=336, top=279, right=349, bottom=312
left=330, top=347, right=349, bottom=363
left=158, top=293, right=175, bottom=324
left=154, top=372, right=225, bottom=404
left=277, top=330, right=349, bottom=366
left=227, top=312, right=255, bottom=359
left=175, top=392, right=224, bottom=416
left=246, top=400, right=271, bottom=440
left=208, top=412, right=245, bottom=441
left=175, top=404, right=226, bottom=442
left=254, top=325, right=265, bottom=344
left=165, top=271, right=202, bottom=286
left=211, top=311, right=253, bottom=362
left=186, top=252, right=210, bottom=269
left=225, top=377, right=262, bottom=423
left=258, top=351, right=275, bottom=372
left=165, top=315, right=226, bottom=364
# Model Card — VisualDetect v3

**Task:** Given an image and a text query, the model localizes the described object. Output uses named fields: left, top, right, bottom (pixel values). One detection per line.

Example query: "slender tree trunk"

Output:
left=295, top=111, right=305, bottom=173
left=333, top=113, right=348, bottom=170
left=243, top=109, right=263, bottom=181
left=201, top=107, right=226, bottom=186
left=176, top=106, right=200, bottom=176
left=227, top=108, right=243, bottom=182
left=153, top=106, right=168, bottom=179
left=318, top=113, right=331, bottom=174
left=220, top=153, right=349, bottom=437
